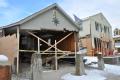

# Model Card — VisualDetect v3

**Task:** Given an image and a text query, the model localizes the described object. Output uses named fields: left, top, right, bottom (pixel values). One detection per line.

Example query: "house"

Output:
left=0, top=3, right=79, bottom=73
left=74, top=13, right=113, bottom=56
left=113, top=28, right=120, bottom=53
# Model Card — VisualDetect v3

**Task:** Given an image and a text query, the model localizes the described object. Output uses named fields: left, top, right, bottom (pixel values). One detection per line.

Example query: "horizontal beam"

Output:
left=19, top=50, right=73, bottom=54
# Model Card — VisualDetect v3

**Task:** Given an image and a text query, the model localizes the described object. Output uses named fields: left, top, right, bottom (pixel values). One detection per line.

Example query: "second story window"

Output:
left=104, top=26, right=107, bottom=33
left=95, top=21, right=99, bottom=31
left=108, top=27, right=110, bottom=33
left=100, top=24, right=102, bottom=32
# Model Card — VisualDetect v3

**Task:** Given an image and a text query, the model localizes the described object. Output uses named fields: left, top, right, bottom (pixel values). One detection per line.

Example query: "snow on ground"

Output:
left=62, top=56, right=120, bottom=80
left=84, top=56, right=98, bottom=64
left=62, top=64, right=120, bottom=80
left=105, top=64, right=120, bottom=75
left=91, top=64, right=120, bottom=75
left=61, top=70, right=106, bottom=80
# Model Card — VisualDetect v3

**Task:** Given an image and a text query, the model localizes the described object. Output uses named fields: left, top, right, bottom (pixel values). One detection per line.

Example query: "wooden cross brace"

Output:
left=27, top=31, right=73, bottom=53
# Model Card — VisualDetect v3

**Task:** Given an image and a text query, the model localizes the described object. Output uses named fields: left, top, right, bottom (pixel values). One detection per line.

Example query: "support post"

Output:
left=38, top=38, right=40, bottom=53
left=17, top=27, right=20, bottom=74
left=55, top=40, right=58, bottom=70
left=75, top=32, right=85, bottom=75
left=75, top=53, right=80, bottom=75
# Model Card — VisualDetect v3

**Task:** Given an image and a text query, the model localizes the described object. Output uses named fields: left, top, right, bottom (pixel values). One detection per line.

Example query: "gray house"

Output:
left=0, top=3, right=79, bottom=73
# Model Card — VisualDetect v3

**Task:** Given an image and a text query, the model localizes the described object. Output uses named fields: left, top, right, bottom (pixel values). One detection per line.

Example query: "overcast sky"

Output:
left=0, top=0, right=120, bottom=30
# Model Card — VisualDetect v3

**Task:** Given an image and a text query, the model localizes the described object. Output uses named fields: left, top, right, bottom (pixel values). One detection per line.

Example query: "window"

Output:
left=118, top=30, right=120, bottom=35
left=114, top=28, right=119, bottom=36
left=100, top=24, right=102, bottom=32
left=79, top=24, right=83, bottom=31
left=108, top=27, right=109, bottom=33
left=77, top=21, right=83, bottom=31
left=104, top=26, right=107, bottom=33
left=95, top=22, right=99, bottom=31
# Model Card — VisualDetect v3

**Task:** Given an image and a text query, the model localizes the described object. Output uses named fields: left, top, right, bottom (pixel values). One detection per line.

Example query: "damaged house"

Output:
left=0, top=3, right=79, bottom=73
left=74, top=13, right=113, bottom=56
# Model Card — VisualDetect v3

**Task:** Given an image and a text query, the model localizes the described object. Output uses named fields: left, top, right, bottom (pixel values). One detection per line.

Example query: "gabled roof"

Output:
left=2, top=3, right=79, bottom=30
left=82, top=13, right=112, bottom=28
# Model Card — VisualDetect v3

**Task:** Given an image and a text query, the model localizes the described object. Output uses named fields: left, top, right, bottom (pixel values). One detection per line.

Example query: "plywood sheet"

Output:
left=0, top=34, right=18, bottom=64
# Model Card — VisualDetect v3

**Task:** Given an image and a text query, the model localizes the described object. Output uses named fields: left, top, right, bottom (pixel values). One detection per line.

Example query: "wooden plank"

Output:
left=19, top=50, right=37, bottom=52
left=43, top=32, right=73, bottom=53
left=17, top=27, right=20, bottom=74
left=19, top=49, right=71, bottom=54
left=27, top=31, right=62, bottom=52
left=55, top=40, right=58, bottom=70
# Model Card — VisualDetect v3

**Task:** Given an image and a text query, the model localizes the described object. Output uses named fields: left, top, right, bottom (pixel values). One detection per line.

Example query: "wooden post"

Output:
left=75, top=53, right=80, bottom=75
left=75, top=32, right=80, bottom=75
left=55, top=40, right=58, bottom=70
left=75, top=32, right=85, bottom=75
left=38, top=38, right=40, bottom=53
left=75, top=41, right=77, bottom=58
left=17, top=27, right=20, bottom=74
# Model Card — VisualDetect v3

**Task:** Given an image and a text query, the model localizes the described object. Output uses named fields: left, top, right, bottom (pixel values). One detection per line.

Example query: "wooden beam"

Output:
left=38, top=38, right=40, bottom=53
left=55, top=40, right=58, bottom=70
left=27, top=31, right=62, bottom=52
left=19, top=50, right=37, bottom=52
left=43, top=32, right=73, bottom=53
left=19, top=49, right=71, bottom=53
left=17, top=27, right=20, bottom=74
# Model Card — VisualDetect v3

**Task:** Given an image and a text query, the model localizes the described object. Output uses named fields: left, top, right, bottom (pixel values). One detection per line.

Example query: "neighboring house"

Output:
left=0, top=3, right=79, bottom=73
left=113, top=28, right=120, bottom=53
left=74, top=13, right=113, bottom=56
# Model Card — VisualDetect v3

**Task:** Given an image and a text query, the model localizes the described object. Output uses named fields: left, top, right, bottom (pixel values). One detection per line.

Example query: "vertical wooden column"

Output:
left=74, top=35, right=77, bottom=58
left=38, top=38, right=40, bottom=53
left=55, top=40, right=58, bottom=70
left=17, top=27, right=20, bottom=74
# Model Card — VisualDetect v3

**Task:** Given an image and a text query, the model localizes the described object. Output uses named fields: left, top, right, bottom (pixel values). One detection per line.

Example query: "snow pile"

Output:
left=84, top=56, right=98, bottom=64
left=61, top=70, right=106, bottom=80
left=0, top=55, right=8, bottom=62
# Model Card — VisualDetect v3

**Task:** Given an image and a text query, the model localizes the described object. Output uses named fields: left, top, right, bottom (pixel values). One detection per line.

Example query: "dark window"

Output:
left=108, top=27, right=109, bottom=33
left=104, top=26, right=107, bottom=33
left=100, top=24, right=102, bottom=32
left=95, top=22, right=99, bottom=31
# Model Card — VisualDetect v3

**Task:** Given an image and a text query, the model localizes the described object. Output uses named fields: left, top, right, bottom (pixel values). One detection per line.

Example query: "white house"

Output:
left=113, top=28, right=120, bottom=53
left=74, top=13, right=113, bottom=56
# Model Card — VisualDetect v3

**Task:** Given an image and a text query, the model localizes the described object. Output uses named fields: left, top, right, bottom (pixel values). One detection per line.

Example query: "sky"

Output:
left=0, top=0, right=120, bottom=30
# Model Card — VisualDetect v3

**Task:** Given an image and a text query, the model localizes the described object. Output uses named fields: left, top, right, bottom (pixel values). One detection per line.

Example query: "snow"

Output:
left=0, top=55, right=8, bottom=62
left=105, top=64, right=120, bottom=75
left=84, top=56, right=98, bottom=64
left=62, top=64, right=120, bottom=80
left=61, top=71, right=106, bottom=80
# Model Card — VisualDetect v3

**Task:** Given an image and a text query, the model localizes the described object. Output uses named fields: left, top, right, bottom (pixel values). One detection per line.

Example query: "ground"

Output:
left=12, top=63, right=120, bottom=80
